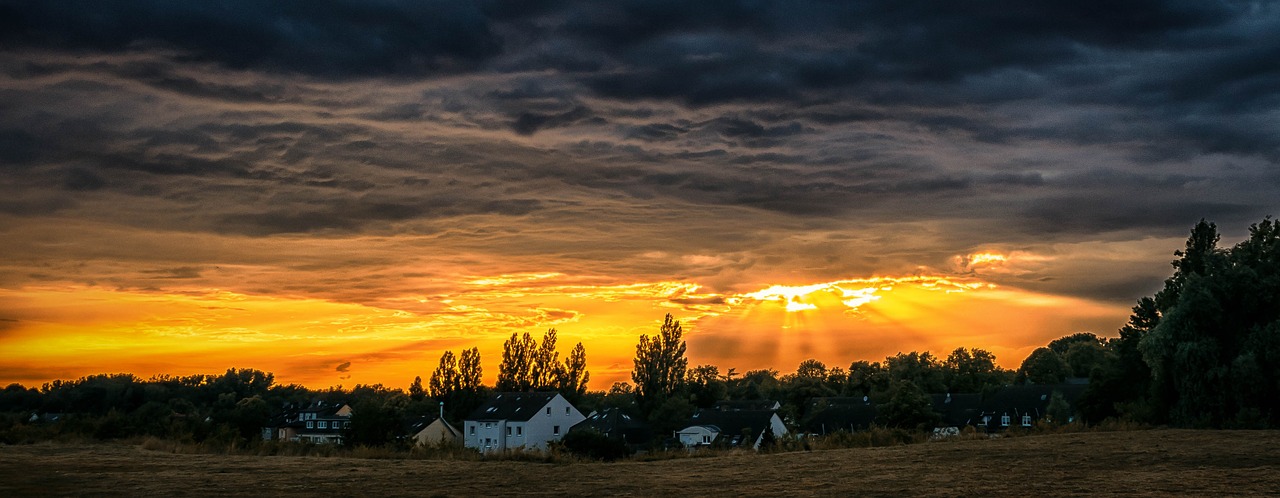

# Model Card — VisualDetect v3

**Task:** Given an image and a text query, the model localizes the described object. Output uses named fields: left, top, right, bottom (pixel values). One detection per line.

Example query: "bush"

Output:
left=558, top=429, right=631, bottom=461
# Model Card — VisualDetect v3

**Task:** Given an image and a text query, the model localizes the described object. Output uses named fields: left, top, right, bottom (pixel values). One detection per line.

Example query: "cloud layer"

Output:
left=1, top=1, right=1277, bottom=385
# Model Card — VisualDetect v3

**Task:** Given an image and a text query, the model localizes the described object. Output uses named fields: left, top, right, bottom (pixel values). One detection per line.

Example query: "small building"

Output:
left=976, top=384, right=1085, bottom=431
left=931, top=393, right=983, bottom=429
left=676, top=409, right=787, bottom=450
left=405, top=413, right=461, bottom=446
left=569, top=407, right=652, bottom=448
left=464, top=392, right=585, bottom=453
left=262, top=401, right=352, bottom=444
left=801, top=396, right=879, bottom=435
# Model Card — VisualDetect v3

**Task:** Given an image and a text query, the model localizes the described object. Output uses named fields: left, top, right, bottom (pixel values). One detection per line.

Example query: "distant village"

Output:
left=263, top=382, right=1085, bottom=454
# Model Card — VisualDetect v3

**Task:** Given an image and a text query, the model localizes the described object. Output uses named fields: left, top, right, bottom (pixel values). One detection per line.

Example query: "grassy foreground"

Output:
left=2, top=429, right=1278, bottom=496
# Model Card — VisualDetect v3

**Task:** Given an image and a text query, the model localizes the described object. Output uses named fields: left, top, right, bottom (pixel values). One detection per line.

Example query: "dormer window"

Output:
left=1021, top=414, right=1032, bottom=427
left=1000, top=414, right=1010, bottom=427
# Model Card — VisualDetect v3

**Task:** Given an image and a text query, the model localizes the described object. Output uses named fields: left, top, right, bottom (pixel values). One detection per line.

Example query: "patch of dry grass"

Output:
left=2, top=429, right=1278, bottom=496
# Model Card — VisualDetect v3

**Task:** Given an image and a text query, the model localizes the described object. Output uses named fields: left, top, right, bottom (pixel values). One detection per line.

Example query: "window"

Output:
left=506, top=426, right=512, bottom=436
left=344, top=421, right=351, bottom=429
left=469, top=425, right=475, bottom=435
left=565, top=407, right=570, bottom=415
left=546, top=407, right=551, bottom=415
left=318, top=421, right=327, bottom=429
left=516, top=426, right=522, bottom=436
left=553, top=425, right=560, bottom=435
left=1000, top=414, right=1010, bottom=427
left=1021, top=415, right=1032, bottom=427
left=703, top=435, right=711, bottom=444
left=306, top=421, right=314, bottom=429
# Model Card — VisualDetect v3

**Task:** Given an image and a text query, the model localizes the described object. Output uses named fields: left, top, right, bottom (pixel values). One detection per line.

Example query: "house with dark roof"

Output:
left=975, top=384, right=1086, bottom=431
left=569, top=407, right=652, bottom=448
left=676, top=409, right=786, bottom=450
left=801, top=396, right=879, bottom=435
left=931, top=393, right=983, bottom=429
left=262, top=400, right=352, bottom=444
left=463, top=392, right=585, bottom=453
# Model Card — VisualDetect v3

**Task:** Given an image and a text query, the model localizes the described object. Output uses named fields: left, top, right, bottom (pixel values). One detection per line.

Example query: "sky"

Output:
left=1, top=1, right=1277, bottom=390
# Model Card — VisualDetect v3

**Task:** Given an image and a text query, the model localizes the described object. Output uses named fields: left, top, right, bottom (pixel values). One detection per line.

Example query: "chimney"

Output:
left=439, top=401, right=445, bottom=420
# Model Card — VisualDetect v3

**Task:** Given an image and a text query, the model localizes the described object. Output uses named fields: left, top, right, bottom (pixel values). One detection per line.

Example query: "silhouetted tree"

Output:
left=686, top=364, right=727, bottom=409
left=1140, top=217, right=1280, bottom=426
left=943, top=347, right=1008, bottom=393
left=845, top=360, right=888, bottom=397
left=878, top=380, right=939, bottom=430
left=534, top=329, right=567, bottom=391
left=632, top=314, right=688, bottom=415
left=408, top=376, right=425, bottom=401
left=428, top=351, right=459, bottom=400
left=1018, top=347, right=1070, bottom=384
left=558, top=342, right=590, bottom=404
left=497, top=332, right=537, bottom=391
left=886, top=352, right=947, bottom=393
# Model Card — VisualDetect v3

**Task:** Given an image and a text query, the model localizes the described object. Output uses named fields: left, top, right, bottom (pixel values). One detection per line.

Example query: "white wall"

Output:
left=522, top=394, right=585, bottom=451
left=677, top=426, right=719, bottom=447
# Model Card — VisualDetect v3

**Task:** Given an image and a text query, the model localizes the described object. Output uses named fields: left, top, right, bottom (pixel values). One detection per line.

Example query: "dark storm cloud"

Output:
left=218, top=197, right=544, bottom=236
left=0, top=0, right=499, bottom=76
left=1, top=0, right=1277, bottom=309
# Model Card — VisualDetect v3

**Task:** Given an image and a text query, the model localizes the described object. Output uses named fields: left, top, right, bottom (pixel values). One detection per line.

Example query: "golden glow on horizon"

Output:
left=0, top=270, right=1129, bottom=391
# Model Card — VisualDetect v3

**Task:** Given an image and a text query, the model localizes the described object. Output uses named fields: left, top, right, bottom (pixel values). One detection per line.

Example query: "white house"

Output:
left=464, top=392, right=585, bottom=453
left=676, top=409, right=787, bottom=450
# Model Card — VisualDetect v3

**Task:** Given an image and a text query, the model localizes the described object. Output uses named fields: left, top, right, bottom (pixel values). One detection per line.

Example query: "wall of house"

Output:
left=413, top=420, right=459, bottom=446
left=677, top=426, right=719, bottom=447
left=521, top=395, right=585, bottom=451
left=465, top=420, right=507, bottom=452
left=750, top=414, right=789, bottom=449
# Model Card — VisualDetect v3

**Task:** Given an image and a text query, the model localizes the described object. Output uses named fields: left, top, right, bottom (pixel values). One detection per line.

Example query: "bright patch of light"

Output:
left=786, top=301, right=818, bottom=312
left=839, top=287, right=883, bottom=308
left=968, top=253, right=1008, bottom=266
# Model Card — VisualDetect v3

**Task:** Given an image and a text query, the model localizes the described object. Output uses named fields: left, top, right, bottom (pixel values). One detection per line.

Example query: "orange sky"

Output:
left=0, top=248, right=1131, bottom=390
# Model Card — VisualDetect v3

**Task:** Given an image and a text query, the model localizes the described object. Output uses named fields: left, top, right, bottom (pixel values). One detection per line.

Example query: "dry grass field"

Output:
left=2, top=429, right=1278, bottom=496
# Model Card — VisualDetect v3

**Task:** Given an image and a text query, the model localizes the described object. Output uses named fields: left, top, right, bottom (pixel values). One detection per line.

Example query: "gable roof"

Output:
left=299, top=400, right=350, bottom=418
left=403, top=414, right=459, bottom=438
left=465, top=392, right=561, bottom=422
left=684, top=409, right=779, bottom=444
left=570, top=407, right=652, bottom=444
left=802, top=397, right=878, bottom=434
left=931, top=393, right=983, bottom=427
left=979, top=384, right=1086, bottom=418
